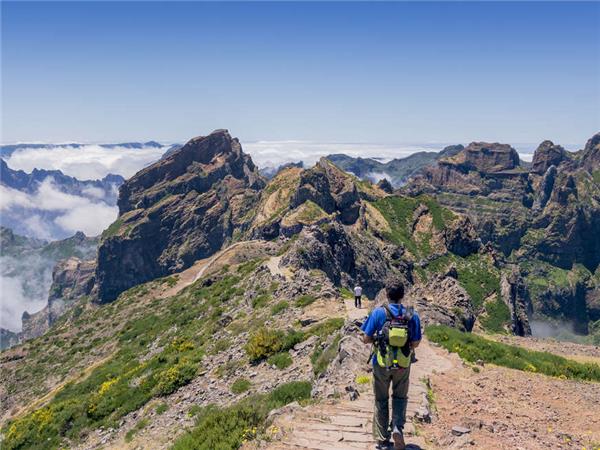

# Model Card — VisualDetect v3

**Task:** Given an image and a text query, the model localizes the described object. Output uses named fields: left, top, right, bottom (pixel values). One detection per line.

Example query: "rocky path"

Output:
left=268, top=301, right=456, bottom=450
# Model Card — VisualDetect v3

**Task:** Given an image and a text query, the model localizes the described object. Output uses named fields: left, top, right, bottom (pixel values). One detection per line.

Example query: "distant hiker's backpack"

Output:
left=375, top=304, right=412, bottom=369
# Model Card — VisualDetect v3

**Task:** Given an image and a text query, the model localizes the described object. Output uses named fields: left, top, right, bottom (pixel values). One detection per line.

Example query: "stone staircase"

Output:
left=266, top=299, right=455, bottom=450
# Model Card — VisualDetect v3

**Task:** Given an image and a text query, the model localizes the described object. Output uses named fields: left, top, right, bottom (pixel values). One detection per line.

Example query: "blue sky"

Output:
left=2, top=1, right=599, bottom=147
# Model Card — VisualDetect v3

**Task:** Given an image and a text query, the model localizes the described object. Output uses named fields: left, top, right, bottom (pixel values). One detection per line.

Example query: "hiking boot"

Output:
left=375, top=440, right=391, bottom=450
left=392, top=427, right=406, bottom=450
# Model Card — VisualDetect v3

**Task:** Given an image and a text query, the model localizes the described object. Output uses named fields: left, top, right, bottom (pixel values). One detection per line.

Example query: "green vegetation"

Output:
left=426, top=325, right=600, bottom=382
left=426, top=253, right=501, bottom=310
left=296, top=294, right=317, bottom=307
left=294, top=200, right=328, bottom=223
left=268, top=352, right=293, bottom=369
left=355, top=374, right=371, bottom=385
left=231, top=378, right=252, bottom=394
left=311, top=333, right=341, bottom=376
left=2, top=268, right=252, bottom=450
left=252, top=293, right=271, bottom=309
left=371, top=195, right=455, bottom=257
left=155, top=403, right=169, bottom=415
left=480, top=296, right=511, bottom=333
left=592, top=169, right=600, bottom=184
left=101, top=218, right=123, bottom=239
left=270, top=300, right=289, bottom=315
left=125, top=418, right=149, bottom=443
left=172, top=381, right=312, bottom=450
left=245, top=318, right=344, bottom=363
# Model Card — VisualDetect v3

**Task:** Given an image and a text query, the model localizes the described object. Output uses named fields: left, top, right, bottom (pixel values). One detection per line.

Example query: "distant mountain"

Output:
left=0, top=226, right=97, bottom=344
left=325, top=144, right=464, bottom=187
left=0, top=159, right=123, bottom=240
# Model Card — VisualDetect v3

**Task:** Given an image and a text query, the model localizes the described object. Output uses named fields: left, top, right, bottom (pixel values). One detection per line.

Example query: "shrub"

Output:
left=231, top=378, right=252, bottom=394
left=172, top=381, right=311, bottom=450
left=356, top=374, right=371, bottom=385
left=268, top=352, right=293, bottom=369
left=245, top=328, right=307, bottom=362
left=153, top=361, right=197, bottom=396
left=245, top=328, right=284, bottom=362
left=296, top=294, right=317, bottom=307
left=426, top=325, right=600, bottom=382
left=270, top=301, right=289, bottom=315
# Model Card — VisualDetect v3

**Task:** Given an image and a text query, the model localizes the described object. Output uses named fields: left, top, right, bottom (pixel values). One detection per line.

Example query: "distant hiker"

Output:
left=354, top=284, right=363, bottom=308
left=360, top=279, right=421, bottom=450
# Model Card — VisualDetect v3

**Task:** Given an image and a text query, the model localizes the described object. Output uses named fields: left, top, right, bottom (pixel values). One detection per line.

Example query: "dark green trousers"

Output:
left=372, top=362, right=410, bottom=441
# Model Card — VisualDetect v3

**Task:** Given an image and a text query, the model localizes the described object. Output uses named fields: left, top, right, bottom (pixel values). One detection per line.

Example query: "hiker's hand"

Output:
left=410, top=340, right=421, bottom=349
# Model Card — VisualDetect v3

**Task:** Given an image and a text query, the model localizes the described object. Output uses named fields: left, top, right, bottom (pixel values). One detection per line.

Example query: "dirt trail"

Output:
left=269, top=300, right=457, bottom=450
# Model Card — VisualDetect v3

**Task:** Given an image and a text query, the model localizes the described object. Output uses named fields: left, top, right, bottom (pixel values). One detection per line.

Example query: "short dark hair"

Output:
left=386, top=279, right=404, bottom=303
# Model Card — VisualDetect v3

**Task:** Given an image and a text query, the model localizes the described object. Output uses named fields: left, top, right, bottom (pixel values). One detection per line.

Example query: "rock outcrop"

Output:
left=500, top=268, right=532, bottom=336
left=95, top=130, right=265, bottom=303
left=404, top=132, right=600, bottom=335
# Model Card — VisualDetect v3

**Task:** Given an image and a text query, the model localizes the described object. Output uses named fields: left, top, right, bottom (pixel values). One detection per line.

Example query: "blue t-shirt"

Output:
left=361, top=303, right=422, bottom=365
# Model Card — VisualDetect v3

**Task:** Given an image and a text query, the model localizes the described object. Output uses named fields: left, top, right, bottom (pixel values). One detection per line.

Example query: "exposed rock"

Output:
left=409, top=275, right=475, bottom=331
left=376, top=178, right=393, bottom=193
left=95, top=130, right=265, bottom=303
left=48, top=258, right=96, bottom=324
left=444, top=216, right=481, bottom=257
left=531, top=141, right=567, bottom=174
left=500, top=267, right=532, bottom=336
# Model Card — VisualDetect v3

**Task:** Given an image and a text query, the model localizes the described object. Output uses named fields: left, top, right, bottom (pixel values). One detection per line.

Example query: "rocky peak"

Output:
left=581, top=132, right=600, bottom=170
left=95, top=130, right=264, bottom=303
left=118, top=129, right=263, bottom=214
left=442, top=142, right=520, bottom=173
left=531, top=140, right=567, bottom=174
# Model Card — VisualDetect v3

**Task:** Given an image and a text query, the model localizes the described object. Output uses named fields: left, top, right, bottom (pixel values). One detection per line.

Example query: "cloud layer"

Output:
left=0, top=178, right=118, bottom=240
left=5, top=143, right=169, bottom=180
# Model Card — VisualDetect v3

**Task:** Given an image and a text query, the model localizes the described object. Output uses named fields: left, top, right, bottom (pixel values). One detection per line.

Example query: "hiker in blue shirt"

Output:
left=361, top=279, right=421, bottom=450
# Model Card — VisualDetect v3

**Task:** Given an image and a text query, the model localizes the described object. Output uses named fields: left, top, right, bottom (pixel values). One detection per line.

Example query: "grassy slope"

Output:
left=2, top=256, right=344, bottom=450
left=427, top=325, right=600, bottom=382
left=372, top=195, right=509, bottom=332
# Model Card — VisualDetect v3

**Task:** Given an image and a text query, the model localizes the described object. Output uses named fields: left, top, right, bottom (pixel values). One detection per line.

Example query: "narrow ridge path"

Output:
left=268, top=299, right=455, bottom=450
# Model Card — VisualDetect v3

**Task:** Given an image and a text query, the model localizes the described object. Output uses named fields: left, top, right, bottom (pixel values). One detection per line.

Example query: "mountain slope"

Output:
left=404, top=134, right=600, bottom=337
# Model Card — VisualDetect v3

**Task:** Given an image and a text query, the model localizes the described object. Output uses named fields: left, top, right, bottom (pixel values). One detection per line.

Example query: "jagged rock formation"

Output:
left=500, top=268, right=532, bottom=336
left=404, top=133, right=600, bottom=335
left=95, top=130, right=265, bottom=303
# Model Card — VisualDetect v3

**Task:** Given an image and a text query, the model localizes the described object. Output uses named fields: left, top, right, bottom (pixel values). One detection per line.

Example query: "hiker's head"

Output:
left=386, top=279, right=404, bottom=303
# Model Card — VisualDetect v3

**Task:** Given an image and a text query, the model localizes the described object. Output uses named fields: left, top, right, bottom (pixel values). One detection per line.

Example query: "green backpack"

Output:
left=375, top=304, right=412, bottom=369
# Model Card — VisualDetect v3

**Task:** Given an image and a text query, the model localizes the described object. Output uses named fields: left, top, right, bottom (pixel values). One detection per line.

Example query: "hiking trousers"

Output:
left=355, top=295, right=362, bottom=308
left=372, top=362, right=410, bottom=441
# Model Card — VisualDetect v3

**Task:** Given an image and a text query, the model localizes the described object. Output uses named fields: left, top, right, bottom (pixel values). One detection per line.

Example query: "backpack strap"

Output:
left=383, top=304, right=400, bottom=320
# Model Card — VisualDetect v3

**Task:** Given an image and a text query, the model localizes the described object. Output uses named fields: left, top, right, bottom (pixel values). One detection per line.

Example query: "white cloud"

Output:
left=0, top=274, right=34, bottom=330
left=242, top=141, right=443, bottom=170
left=54, top=202, right=117, bottom=236
left=0, top=179, right=118, bottom=238
left=5, top=144, right=168, bottom=180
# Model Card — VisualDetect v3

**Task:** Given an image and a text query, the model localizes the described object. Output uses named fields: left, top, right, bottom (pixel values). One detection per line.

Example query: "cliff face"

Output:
left=404, top=132, right=600, bottom=333
left=95, top=130, right=265, bottom=303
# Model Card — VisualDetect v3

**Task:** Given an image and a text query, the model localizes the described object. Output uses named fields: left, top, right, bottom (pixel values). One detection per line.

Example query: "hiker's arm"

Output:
left=410, top=340, right=421, bottom=349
